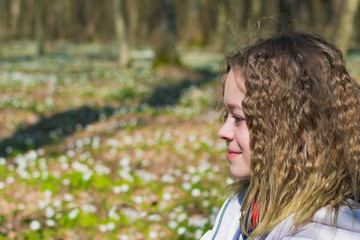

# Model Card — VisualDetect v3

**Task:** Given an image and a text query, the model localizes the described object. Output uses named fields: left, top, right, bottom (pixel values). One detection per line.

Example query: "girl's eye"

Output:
left=233, top=115, right=245, bottom=123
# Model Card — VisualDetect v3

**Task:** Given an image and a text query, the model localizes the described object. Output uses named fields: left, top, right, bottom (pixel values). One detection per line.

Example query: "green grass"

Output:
left=0, top=41, right=229, bottom=239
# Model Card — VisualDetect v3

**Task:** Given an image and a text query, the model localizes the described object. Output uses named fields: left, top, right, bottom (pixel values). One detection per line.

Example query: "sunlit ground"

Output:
left=0, top=41, right=232, bottom=240
left=0, top=42, right=359, bottom=240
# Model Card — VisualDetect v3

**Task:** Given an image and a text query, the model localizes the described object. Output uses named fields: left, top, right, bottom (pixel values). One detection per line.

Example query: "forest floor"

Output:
left=0, top=41, right=359, bottom=240
left=0, top=41, right=231, bottom=240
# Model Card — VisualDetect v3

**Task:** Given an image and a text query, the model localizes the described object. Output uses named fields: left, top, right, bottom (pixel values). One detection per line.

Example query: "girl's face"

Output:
left=218, top=69, right=251, bottom=179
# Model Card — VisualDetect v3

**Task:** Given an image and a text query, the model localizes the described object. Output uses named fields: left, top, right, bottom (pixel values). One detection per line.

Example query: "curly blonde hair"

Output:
left=226, top=31, right=360, bottom=238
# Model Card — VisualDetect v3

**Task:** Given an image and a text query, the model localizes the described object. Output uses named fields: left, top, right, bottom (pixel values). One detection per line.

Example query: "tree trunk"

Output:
left=113, top=0, right=129, bottom=67
left=125, top=0, right=138, bottom=47
left=332, top=0, right=360, bottom=55
left=153, top=0, right=181, bottom=66
left=54, top=0, right=65, bottom=39
left=10, top=0, right=21, bottom=39
left=185, top=0, right=204, bottom=46
left=278, top=0, right=293, bottom=32
left=212, top=0, right=227, bottom=51
left=34, top=0, right=45, bottom=55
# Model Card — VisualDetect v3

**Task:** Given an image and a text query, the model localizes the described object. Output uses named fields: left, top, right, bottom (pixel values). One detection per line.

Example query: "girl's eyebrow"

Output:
left=225, top=102, right=243, bottom=111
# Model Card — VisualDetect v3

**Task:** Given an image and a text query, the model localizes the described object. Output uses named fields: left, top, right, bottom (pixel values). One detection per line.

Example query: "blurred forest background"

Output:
left=1, top=0, right=360, bottom=61
left=0, top=0, right=360, bottom=240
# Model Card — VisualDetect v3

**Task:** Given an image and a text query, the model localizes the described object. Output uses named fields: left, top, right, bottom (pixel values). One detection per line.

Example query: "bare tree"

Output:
left=10, top=0, right=21, bottom=39
left=34, top=0, right=45, bottom=55
left=113, top=0, right=129, bottom=67
left=278, top=0, right=294, bottom=31
left=332, top=0, right=360, bottom=55
left=125, top=0, right=139, bottom=46
left=153, top=0, right=181, bottom=66
left=185, top=0, right=204, bottom=46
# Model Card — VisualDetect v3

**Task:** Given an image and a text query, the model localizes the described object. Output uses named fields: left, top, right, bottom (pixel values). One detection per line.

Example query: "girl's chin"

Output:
left=229, top=170, right=251, bottom=180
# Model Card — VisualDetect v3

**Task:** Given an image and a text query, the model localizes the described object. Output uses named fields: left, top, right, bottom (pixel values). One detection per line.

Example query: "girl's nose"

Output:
left=217, top=121, right=234, bottom=141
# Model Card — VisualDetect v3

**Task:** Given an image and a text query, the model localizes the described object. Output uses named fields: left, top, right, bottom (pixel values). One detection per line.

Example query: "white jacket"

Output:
left=201, top=194, right=360, bottom=240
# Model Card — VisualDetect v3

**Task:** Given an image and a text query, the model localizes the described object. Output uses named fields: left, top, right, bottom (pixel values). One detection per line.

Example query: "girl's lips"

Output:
left=227, top=152, right=242, bottom=160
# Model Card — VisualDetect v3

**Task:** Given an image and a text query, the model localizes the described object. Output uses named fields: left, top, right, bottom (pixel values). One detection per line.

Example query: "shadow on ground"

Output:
left=0, top=106, right=114, bottom=157
left=142, top=67, right=219, bottom=107
left=0, top=66, right=219, bottom=158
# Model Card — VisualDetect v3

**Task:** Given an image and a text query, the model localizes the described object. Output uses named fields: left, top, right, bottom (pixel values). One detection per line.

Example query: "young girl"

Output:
left=201, top=31, right=360, bottom=239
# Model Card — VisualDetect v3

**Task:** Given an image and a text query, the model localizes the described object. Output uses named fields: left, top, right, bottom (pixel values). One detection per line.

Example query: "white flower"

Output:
left=53, top=200, right=62, bottom=208
left=194, top=229, right=204, bottom=239
left=72, top=161, right=89, bottom=173
left=148, top=231, right=158, bottom=239
left=32, top=171, right=41, bottom=178
left=226, top=177, right=234, bottom=185
left=107, top=139, right=120, bottom=148
left=68, top=208, right=79, bottom=220
left=99, top=224, right=107, bottom=232
left=38, top=200, right=49, bottom=209
left=118, top=169, right=134, bottom=182
left=67, top=150, right=75, bottom=158
left=0, top=182, right=4, bottom=190
left=29, top=220, right=41, bottom=231
left=0, top=158, right=6, bottom=165
left=188, top=215, right=208, bottom=228
left=119, top=156, right=130, bottom=167
left=45, top=206, right=55, bottom=218
left=191, top=188, right=201, bottom=197
left=59, top=155, right=67, bottom=162
left=18, top=203, right=26, bottom=210
left=187, top=166, right=196, bottom=174
left=161, top=173, right=175, bottom=183
left=95, top=164, right=110, bottom=175
left=61, top=162, right=69, bottom=170
left=211, top=189, right=218, bottom=196
left=162, top=192, right=172, bottom=201
left=119, top=235, right=129, bottom=240
left=62, top=179, right=70, bottom=186
left=213, top=165, right=220, bottom=172
left=148, top=214, right=161, bottom=221
left=133, top=196, right=143, bottom=204
left=113, top=186, right=122, bottom=194
left=124, top=136, right=133, bottom=145
left=46, top=219, right=55, bottom=227
left=109, top=206, right=120, bottom=221
left=123, top=208, right=139, bottom=220
left=177, top=212, right=187, bottom=222
left=107, top=222, right=115, bottom=231
left=64, top=193, right=73, bottom=202
left=81, top=204, right=97, bottom=213
left=44, top=190, right=53, bottom=199
left=119, top=184, right=129, bottom=192
left=188, top=134, right=196, bottom=142
left=203, top=200, right=210, bottom=208
left=121, top=184, right=130, bottom=192
left=182, top=173, right=191, bottom=181
left=174, top=169, right=182, bottom=176
left=41, top=170, right=48, bottom=180
left=135, top=170, right=156, bottom=182
left=168, top=212, right=176, bottom=220
left=82, top=171, right=93, bottom=181
left=168, top=220, right=177, bottom=229
left=177, top=226, right=186, bottom=235
left=191, top=175, right=201, bottom=184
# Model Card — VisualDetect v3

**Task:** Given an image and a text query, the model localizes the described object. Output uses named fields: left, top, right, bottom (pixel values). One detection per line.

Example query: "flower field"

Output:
left=1, top=42, right=359, bottom=240
left=0, top=42, right=232, bottom=240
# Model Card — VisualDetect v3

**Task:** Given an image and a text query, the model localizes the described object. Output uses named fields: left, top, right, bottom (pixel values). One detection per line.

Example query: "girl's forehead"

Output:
left=223, top=70, right=246, bottom=107
left=226, top=69, right=246, bottom=95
